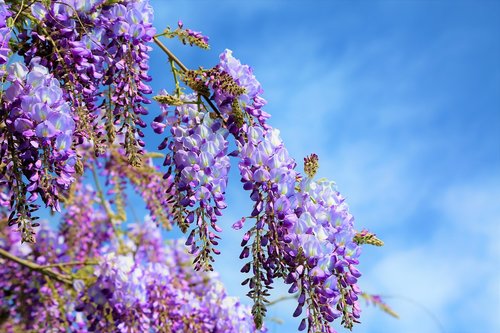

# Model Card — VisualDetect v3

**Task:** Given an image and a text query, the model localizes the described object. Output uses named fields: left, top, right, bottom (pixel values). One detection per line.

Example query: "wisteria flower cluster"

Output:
left=202, top=49, right=366, bottom=331
left=0, top=197, right=260, bottom=332
left=1, top=61, right=76, bottom=242
left=155, top=93, right=230, bottom=270
left=23, top=0, right=155, bottom=164
left=1, top=0, right=158, bottom=242
left=0, top=1, right=389, bottom=332
left=76, top=219, right=260, bottom=333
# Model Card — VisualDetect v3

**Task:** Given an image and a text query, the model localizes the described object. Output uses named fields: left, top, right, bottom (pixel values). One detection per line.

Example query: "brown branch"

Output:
left=0, top=247, right=73, bottom=285
left=153, top=36, right=189, bottom=72
left=41, top=260, right=98, bottom=269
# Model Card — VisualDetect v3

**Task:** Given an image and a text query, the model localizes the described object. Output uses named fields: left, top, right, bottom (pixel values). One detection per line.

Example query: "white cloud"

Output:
left=360, top=178, right=500, bottom=333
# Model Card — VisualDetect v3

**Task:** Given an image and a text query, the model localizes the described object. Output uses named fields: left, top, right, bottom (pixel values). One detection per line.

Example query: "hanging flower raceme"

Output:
left=103, top=149, right=177, bottom=229
left=17, top=0, right=155, bottom=162
left=21, top=1, right=108, bottom=153
left=208, top=50, right=363, bottom=332
left=97, top=0, right=156, bottom=165
left=1, top=61, right=77, bottom=242
left=58, top=182, right=113, bottom=262
left=155, top=93, right=230, bottom=270
left=285, top=177, right=363, bottom=331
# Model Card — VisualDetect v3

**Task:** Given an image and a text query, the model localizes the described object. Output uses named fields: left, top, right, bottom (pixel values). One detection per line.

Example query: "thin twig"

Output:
left=90, top=163, right=116, bottom=221
left=153, top=36, right=188, bottom=72
left=153, top=36, right=224, bottom=120
left=267, top=294, right=298, bottom=306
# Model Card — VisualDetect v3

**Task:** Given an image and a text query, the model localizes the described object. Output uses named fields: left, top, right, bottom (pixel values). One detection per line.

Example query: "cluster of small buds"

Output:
left=204, top=66, right=247, bottom=98
left=163, top=20, right=210, bottom=49
left=354, top=229, right=384, bottom=246
left=361, top=293, right=399, bottom=318
left=155, top=93, right=230, bottom=270
left=304, top=153, right=319, bottom=178
left=182, top=69, right=211, bottom=98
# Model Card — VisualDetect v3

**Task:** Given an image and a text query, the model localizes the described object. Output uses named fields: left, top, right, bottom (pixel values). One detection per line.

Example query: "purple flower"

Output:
left=35, top=121, right=57, bottom=138
left=219, top=49, right=263, bottom=104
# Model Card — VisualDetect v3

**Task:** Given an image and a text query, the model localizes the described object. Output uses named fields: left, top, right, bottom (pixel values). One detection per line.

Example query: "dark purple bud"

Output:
left=158, top=138, right=169, bottom=150
left=293, top=304, right=302, bottom=317
left=239, top=246, right=250, bottom=259
left=240, top=262, right=251, bottom=273
left=298, top=318, right=307, bottom=331
left=288, top=282, right=298, bottom=293
left=345, top=272, right=357, bottom=285
left=185, top=230, right=195, bottom=246
left=285, top=272, right=297, bottom=284
left=241, top=231, right=251, bottom=246
left=298, top=292, right=306, bottom=305
left=228, top=149, right=239, bottom=157
left=250, top=188, right=260, bottom=201
left=211, top=223, right=223, bottom=232
left=349, top=265, right=362, bottom=278
left=151, top=121, right=166, bottom=134
left=186, top=211, right=194, bottom=224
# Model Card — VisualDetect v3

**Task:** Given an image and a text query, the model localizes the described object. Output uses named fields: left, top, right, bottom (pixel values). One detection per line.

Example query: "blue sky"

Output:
left=144, top=1, right=500, bottom=332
